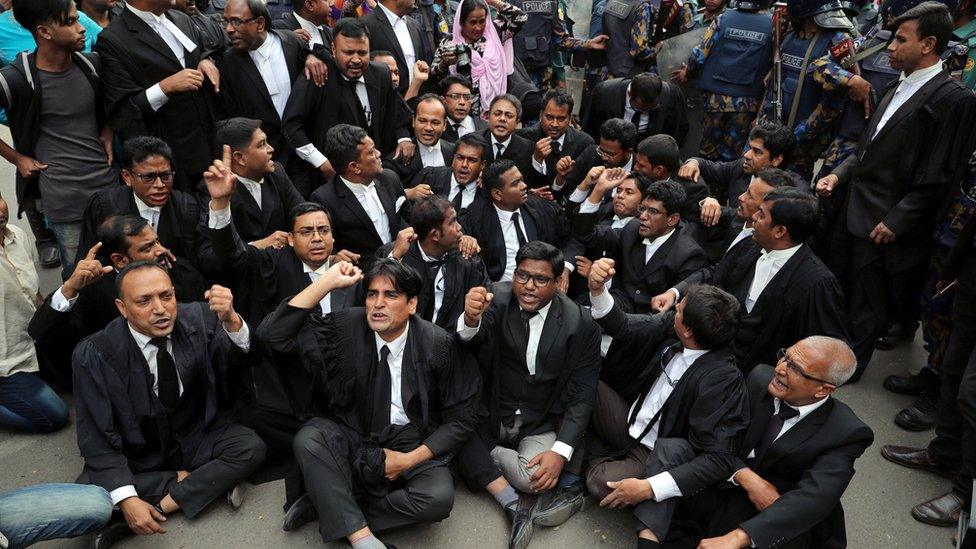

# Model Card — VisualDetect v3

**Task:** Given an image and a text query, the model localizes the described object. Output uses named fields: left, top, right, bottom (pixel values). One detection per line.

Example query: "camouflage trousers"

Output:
left=698, top=110, right=756, bottom=163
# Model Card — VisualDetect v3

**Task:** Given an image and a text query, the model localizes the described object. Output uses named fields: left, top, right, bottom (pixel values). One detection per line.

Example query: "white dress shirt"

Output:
left=623, top=84, right=649, bottom=133
left=448, top=174, right=477, bottom=210
left=109, top=319, right=250, bottom=506
left=418, top=141, right=446, bottom=167
left=237, top=175, right=264, bottom=209
left=727, top=226, right=754, bottom=252
left=127, top=3, right=198, bottom=112
left=450, top=115, right=477, bottom=138
left=376, top=326, right=411, bottom=425
left=872, top=60, right=943, bottom=140
left=293, top=12, right=325, bottom=47
left=249, top=32, right=292, bottom=119
left=531, top=133, right=566, bottom=176
left=341, top=176, right=393, bottom=244
left=134, top=195, right=163, bottom=229
left=377, top=3, right=417, bottom=85
left=493, top=205, right=530, bottom=281
left=643, top=229, right=676, bottom=264
left=744, top=244, right=802, bottom=313
left=304, top=261, right=334, bottom=314
left=417, top=244, right=447, bottom=321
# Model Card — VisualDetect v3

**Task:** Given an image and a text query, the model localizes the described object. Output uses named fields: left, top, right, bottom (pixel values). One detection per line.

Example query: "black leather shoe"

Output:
left=90, top=520, right=133, bottom=549
left=534, top=483, right=585, bottom=527
left=875, top=323, right=917, bottom=350
left=884, top=369, right=938, bottom=396
left=895, top=392, right=938, bottom=431
left=37, top=241, right=60, bottom=269
left=911, top=492, right=963, bottom=526
left=506, top=496, right=537, bottom=549
left=282, top=493, right=318, bottom=532
left=880, top=445, right=955, bottom=479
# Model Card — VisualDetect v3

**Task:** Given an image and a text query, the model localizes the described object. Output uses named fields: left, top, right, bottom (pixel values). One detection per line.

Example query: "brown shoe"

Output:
left=880, top=445, right=955, bottom=479
left=911, top=492, right=963, bottom=527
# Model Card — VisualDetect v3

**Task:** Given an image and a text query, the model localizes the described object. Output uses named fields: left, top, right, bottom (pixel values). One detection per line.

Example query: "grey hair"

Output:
left=803, top=335, right=857, bottom=386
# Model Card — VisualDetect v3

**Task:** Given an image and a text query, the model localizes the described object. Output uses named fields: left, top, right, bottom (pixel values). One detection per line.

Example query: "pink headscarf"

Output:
left=452, top=0, right=514, bottom=117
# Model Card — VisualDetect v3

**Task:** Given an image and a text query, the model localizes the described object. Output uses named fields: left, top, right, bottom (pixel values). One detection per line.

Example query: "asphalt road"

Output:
left=0, top=128, right=957, bottom=549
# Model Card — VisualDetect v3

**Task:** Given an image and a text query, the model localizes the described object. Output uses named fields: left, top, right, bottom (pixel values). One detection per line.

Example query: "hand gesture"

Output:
left=588, top=257, right=615, bottom=292
left=599, top=478, right=652, bottom=508
left=555, top=156, right=575, bottom=178
left=458, top=234, right=480, bottom=259
left=391, top=227, right=418, bottom=259
left=330, top=249, right=361, bottom=264
left=393, top=140, right=416, bottom=165
left=304, top=54, right=328, bottom=87
left=293, top=28, right=312, bottom=44
left=322, top=260, right=364, bottom=290
left=534, top=136, right=553, bottom=162
left=197, top=59, right=220, bottom=93
left=62, top=242, right=113, bottom=299
left=677, top=159, right=700, bottom=181
left=463, top=286, right=493, bottom=327
left=205, top=285, right=239, bottom=326
left=203, top=145, right=237, bottom=204
left=814, top=174, right=838, bottom=198
left=528, top=185, right=554, bottom=201
left=160, top=68, right=204, bottom=95
left=586, top=34, right=609, bottom=50
left=574, top=256, right=593, bottom=278
left=594, top=167, right=627, bottom=194
left=404, top=184, right=434, bottom=201
left=700, top=197, right=722, bottom=227
left=412, top=60, right=430, bottom=83
left=584, top=165, right=606, bottom=190
left=651, top=289, right=677, bottom=312
left=119, top=497, right=166, bottom=536
left=251, top=230, right=290, bottom=250
left=527, top=450, right=566, bottom=492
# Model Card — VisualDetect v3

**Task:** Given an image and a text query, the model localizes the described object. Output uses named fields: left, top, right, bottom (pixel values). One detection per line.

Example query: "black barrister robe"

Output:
left=73, top=304, right=243, bottom=495
left=257, top=303, right=481, bottom=458
left=593, top=301, right=749, bottom=493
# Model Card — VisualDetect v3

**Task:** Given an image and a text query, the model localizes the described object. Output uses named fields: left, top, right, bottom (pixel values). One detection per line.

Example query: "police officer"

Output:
left=675, top=0, right=773, bottom=162
left=685, top=0, right=727, bottom=30
left=760, top=0, right=872, bottom=180
left=509, top=0, right=608, bottom=93
left=599, top=0, right=694, bottom=80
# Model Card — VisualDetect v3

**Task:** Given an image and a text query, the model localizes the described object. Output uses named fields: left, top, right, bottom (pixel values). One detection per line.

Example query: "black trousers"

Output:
left=929, top=253, right=976, bottom=499
left=234, top=405, right=307, bottom=508
left=292, top=418, right=454, bottom=542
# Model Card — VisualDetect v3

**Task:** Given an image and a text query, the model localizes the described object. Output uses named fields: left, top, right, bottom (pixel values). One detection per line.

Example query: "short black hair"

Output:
left=324, top=124, right=370, bottom=176
left=411, top=195, right=453, bottom=240
left=13, top=0, right=74, bottom=36
left=364, top=258, right=423, bottom=299
left=482, top=159, right=518, bottom=193
left=641, top=179, right=687, bottom=216
left=630, top=73, right=663, bottom=104
left=440, top=74, right=474, bottom=95
left=415, top=94, right=447, bottom=118
left=489, top=93, right=522, bottom=120
left=515, top=240, right=564, bottom=279
left=893, top=1, right=953, bottom=53
left=633, top=173, right=655, bottom=199
left=334, top=17, right=370, bottom=40
left=370, top=49, right=396, bottom=60
left=599, top=118, right=637, bottom=151
left=239, top=0, right=273, bottom=29
left=680, top=285, right=741, bottom=349
left=637, top=134, right=680, bottom=175
left=97, top=215, right=150, bottom=262
left=115, top=260, right=169, bottom=299
left=749, top=120, right=795, bottom=162
left=542, top=89, right=574, bottom=114
left=763, top=187, right=820, bottom=244
left=456, top=132, right=488, bottom=160
left=215, top=117, right=262, bottom=152
left=754, top=167, right=800, bottom=190
left=289, top=202, right=331, bottom=230
left=120, top=136, right=173, bottom=170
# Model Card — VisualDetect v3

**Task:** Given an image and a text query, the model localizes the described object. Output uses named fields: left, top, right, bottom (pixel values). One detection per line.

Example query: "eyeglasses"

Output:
left=777, top=348, right=834, bottom=385
left=445, top=92, right=473, bottom=101
left=226, top=17, right=258, bottom=28
left=294, top=226, right=331, bottom=238
left=637, top=204, right=666, bottom=217
left=596, top=148, right=619, bottom=159
left=130, top=170, right=175, bottom=184
left=514, top=269, right=554, bottom=286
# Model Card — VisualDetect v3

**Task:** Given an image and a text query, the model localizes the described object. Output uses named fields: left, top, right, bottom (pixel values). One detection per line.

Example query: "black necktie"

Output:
left=370, top=345, right=392, bottom=433
left=495, top=142, right=505, bottom=158
left=519, top=309, right=538, bottom=362
left=343, top=78, right=368, bottom=127
left=451, top=184, right=466, bottom=212
left=511, top=211, right=528, bottom=247
left=421, top=259, right=444, bottom=321
left=150, top=337, right=179, bottom=409
left=631, top=110, right=642, bottom=130
left=750, top=402, right=800, bottom=464
left=628, top=343, right=681, bottom=426
left=550, top=140, right=562, bottom=159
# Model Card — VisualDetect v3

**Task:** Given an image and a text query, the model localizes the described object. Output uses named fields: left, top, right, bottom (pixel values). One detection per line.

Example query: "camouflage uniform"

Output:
left=524, top=0, right=588, bottom=94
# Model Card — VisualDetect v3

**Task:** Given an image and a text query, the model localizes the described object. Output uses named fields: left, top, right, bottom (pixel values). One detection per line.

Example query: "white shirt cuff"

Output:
left=109, top=485, right=139, bottom=506
left=224, top=318, right=251, bottom=352
left=647, top=472, right=682, bottom=502
left=50, top=287, right=77, bottom=312
left=728, top=467, right=748, bottom=486
left=456, top=314, right=481, bottom=340
left=397, top=137, right=411, bottom=144
left=208, top=205, right=232, bottom=229
left=146, top=84, right=169, bottom=111
left=589, top=286, right=614, bottom=319
left=551, top=441, right=574, bottom=461
left=569, top=187, right=590, bottom=203
left=578, top=199, right=601, bottom=214
left=532, top=156, right=547, bottom=175
left=297, top=144, right=327, bottom=168
left=564, top=261, right=575, bottom=273
left=670, top=287, right=680, bottom=302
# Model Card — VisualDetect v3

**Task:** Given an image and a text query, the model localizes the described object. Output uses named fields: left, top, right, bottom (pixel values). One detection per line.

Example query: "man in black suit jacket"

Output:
left=440, top=74, right=488, bottom=143
left=558, top=118, right=637, bottom=200
left=282, top=18, right=414, bottom=185
left=74, top=263, right=266, bottom=548
left=95, top=0, right=220, bottom=190
left=455, top=242, right=602, bottom=549
left=817, top=3, right=976, bottom=378
left=257, top=259, right=480, bottom=546
left=460, top=159, right=570, bottom=282
left=583, top=73, right=689, bottom=149
left=583, top=270, right=748, bottom=549
left=632, top=135, right=710, bottom=229
left=309, top=124, right=418, bottom=269
left=413, top=132, right=489, bottom=216
left=480, top=94, right=535, bottom=180
left=653, top=187, right=849, bottom=373
left=517, top=89, right=594, bottom=191
left=699, top=337, right=873, bottom=549
left=383, top=95, right=456, bottom=187
left=359, top=0, right=431, bottom=96
left=573, top=177, right=706, bottom=314
left=380, top=196, right=489, bottom=330
left=273, top=0, right=334, bottom=51
left=78, top=137, right=202, bottom=266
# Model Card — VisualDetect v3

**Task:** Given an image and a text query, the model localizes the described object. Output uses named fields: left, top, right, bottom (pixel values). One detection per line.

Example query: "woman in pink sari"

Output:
left=430, top=0, right=527, bottom=118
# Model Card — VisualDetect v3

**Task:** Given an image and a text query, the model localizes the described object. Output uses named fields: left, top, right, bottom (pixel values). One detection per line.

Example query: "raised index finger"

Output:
left=86, top=242, right=103, bottom=260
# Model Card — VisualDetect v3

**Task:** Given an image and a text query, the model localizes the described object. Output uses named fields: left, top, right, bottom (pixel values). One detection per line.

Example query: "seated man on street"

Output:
left=257, top=259, right=480, bottom=547
left=455, top=241, right=602, bottom=549
left=584, top=258, right=749, bottom=549
left=73, top=262, right=266, bottom=548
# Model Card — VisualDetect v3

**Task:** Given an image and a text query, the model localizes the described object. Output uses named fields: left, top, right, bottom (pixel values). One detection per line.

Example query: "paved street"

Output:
left=0, top=126, right=958, bottom=548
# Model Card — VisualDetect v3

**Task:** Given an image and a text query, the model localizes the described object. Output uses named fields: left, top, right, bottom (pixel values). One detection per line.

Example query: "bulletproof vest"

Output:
left=777, top=30, right=834, bottom=128
left=698, top=9, right=773, bottom=97
left=836, top=30, right=899, bottom=139
left=510, top=0, right=559, bottom=68
left=603, top=0, right=652, bottom=77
